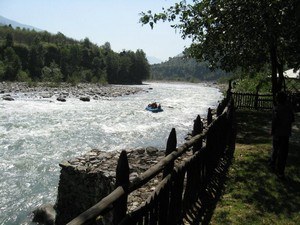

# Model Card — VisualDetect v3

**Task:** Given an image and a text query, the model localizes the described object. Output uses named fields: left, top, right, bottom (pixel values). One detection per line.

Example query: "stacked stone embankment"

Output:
left=54, top=147, right=193, bottom=225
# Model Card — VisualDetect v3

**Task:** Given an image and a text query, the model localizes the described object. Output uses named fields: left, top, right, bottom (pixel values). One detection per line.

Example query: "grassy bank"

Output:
left=210, top=110, right=300, bottom=225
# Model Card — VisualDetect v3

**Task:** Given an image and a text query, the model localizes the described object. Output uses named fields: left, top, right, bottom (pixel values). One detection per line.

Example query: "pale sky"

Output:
left=0, top=0, right=192, bottom=62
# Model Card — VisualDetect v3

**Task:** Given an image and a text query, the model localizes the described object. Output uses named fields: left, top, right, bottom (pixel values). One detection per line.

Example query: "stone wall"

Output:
left=54, top=147, right=168, bottom=225
left=55, top=149, right=117, bottom=225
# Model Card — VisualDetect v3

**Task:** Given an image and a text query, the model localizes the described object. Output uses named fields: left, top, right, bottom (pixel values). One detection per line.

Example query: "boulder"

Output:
left=146, top=146, right=158, bottom=156
left=2, top=95, right=14, bottom=101
left=32, top=204, right=56, bottom=225
left=57, top=97, right=66, bottom=102
left=80, top=96, right=90, bottom=102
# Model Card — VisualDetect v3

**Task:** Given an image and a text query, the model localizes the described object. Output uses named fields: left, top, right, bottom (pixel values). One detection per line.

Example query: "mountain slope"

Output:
left=0, top=15, right=42, bottom=31
left=150, top=56, right=229, bottom=81
left=147, top=55, right=163, bottom=65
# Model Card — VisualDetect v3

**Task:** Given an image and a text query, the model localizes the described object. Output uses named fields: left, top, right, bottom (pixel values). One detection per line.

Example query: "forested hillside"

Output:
left=150, top=56, right=228, bottom=82
left=0, top=25, right=150, bottom=84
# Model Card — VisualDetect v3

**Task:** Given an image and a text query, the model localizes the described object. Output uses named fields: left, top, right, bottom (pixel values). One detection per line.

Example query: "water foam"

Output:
left=0, top=82, right=222, bottom=224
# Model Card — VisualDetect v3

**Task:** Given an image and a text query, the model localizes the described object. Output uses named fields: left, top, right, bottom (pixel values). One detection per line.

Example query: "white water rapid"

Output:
left=0, top=82, right=223, bottom=224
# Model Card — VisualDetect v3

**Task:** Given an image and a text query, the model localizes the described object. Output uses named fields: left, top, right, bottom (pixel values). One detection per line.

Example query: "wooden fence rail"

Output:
left=67, top=95, right=236, bottom=225
left=230, top=91, right=273, bottom=110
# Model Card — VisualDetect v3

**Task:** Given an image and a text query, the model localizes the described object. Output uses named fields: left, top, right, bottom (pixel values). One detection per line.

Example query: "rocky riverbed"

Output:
left=0, top=82, right=144, bottom=101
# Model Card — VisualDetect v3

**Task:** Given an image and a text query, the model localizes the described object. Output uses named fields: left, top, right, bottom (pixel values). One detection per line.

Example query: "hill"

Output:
left=147, top=55, right=163, bottom=65
left=150, top=56, right=229, bottom=82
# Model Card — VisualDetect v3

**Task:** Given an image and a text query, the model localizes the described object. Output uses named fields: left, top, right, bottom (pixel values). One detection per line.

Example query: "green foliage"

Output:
left=41, top=62, right=63, bottom=83
left=232, top=71, right=272, bottom=93
left=0, top=26, right=150, bottom=84
left=16, top=70, right=31, bottom=82
left=28, top=39, right=45, bottom=80
left=150, top=56, right=228, bottom=81
left=67, top=71, right=82, bottom=86
left=5, top=33, right=13, bottom=47
left=2, top=47, right=21, bottom=81
left=0, top=60, right=5, bottom=80
left=141, top=0, right=300, bottom=93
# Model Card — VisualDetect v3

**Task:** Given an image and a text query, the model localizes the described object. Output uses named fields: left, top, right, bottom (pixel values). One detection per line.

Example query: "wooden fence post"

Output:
left=216, top=101, right=223, bottom=116
left=168, top=168, right=185, bottom=225
left=163, top=128, right=177, bottom=178
left=159, top=128, right=176, bottom=225
left=113, top=150, right=129, bottom=225
left=207, top=108, right=212, bottom=126
left=192, top=115, right=203, bottom=154
left=226, top=80, right=232, bottom=100
left=254, top=90, right=259, bottom=110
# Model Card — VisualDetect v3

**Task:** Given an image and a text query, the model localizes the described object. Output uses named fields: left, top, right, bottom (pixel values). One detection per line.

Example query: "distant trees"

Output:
left=150, top=56, right=227, bottom=81
left=0, top=26, right=150, bottom=84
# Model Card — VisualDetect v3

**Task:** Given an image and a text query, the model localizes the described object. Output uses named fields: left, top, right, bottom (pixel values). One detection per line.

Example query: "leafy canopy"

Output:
left=140, top=0, right=300, bottom=83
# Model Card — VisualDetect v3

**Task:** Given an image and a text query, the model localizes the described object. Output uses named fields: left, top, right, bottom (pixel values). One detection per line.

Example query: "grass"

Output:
left=210, top=110, right=300, bottom=225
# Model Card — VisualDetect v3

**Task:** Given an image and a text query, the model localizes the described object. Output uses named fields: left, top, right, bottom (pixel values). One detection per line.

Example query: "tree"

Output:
left=92, top=56, right=106, bottom=82
left=28, top=37, right=45, bottom=80
left=118, top=51, right=132, bottom=84
left=3, top=47, right=21, bottom=81
left=13, top=43, right=29, bottom=71
left=44, top=43, right=61, bottom=66
left=106, top=51, right=120, bottom=84
left=130, top=49, right=150, bottom=83
left=41, top=62, right=63, bottom=83
left=140, top=0, right=300, bottom=96
left=0, top=61, right=5, bottom=80
left=5, top=33, right=14, bottom=47
left=69, top=44, right=81, bottom=70
left=102, top=42, right=112, bottom=53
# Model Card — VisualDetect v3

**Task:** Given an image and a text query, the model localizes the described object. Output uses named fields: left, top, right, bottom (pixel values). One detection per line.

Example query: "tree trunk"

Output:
left=277, top=61, right=285, bottom=91
left=269, top=41, right=278, bottom=103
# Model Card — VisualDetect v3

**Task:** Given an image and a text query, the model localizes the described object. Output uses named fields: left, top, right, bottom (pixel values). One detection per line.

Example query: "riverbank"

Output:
left=0, top=82, right=144, bottom=101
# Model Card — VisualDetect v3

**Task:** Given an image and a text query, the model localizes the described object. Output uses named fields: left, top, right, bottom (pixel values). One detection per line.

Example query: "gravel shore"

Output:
left=0, top=82, right=144, bottom=101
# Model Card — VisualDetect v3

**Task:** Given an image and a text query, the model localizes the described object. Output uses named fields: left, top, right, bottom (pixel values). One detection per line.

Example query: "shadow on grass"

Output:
left=232, top=150, right=300, bottom=216
left=236, top=110, right=272, bottom=144
left=183, top=156, right=233, bottom=225
left=183, top=110, right=300, bottom=224
left=231, top=110, right=300, bottom=220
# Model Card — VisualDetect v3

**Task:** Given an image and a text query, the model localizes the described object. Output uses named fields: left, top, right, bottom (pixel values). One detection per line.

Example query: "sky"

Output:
left=0, top=0, right=192, bottom=62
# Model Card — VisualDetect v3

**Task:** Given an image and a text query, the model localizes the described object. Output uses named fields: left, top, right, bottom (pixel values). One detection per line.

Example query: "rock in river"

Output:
left=57, top=96, right=66, bottom=102
left=80, top=96, right=90, bottom=102
left=2, top=95, right=14, bottom=101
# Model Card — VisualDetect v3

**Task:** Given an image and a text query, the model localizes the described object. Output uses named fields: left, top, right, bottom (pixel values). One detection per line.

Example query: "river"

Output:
left=0, top=82, right=223, bottom=224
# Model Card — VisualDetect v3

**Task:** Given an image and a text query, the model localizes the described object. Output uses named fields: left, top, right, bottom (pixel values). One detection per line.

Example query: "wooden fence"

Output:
left=230, top=91, right=273, bottom=110
left=67, top=96, right=236, bottom=225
